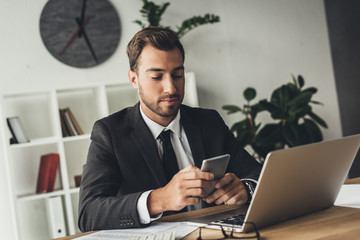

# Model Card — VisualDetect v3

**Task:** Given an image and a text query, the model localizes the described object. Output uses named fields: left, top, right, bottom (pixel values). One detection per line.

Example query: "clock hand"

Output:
left=59, top=16, right=90, bottom=56
left=78, top=0, right=87, bottom=38
left=75, top=17, right=98, bottom=63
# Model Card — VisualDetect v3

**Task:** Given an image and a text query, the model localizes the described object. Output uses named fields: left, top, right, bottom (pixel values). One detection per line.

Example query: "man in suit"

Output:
left=78, top=26, right=262, bottom=232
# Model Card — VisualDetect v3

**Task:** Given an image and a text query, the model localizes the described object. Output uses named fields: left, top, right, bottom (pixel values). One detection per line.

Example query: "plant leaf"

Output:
left=176, top=14, right=220, bottom=38
left=159, top=2, right=170, bottom=16
left=222, top=105, right=242, bottom=114
left=133, top=20, right=144, bottom=27
left=297, top=75, right=305, bottom=89
left=298, top=119, right=323, bottom=144
left=243, top=87, right=256, bottom=101
left=282, top=122, right=301, bottom=147
left=230, top=119, right=254, bottom=147
left=289, top=104, right=311, bottom=119
left=310, top=100, right=324, bottom=105
left=256, top=124, right=282, bottom=147
left=287, top=91, right=312, bottom=108
left=301, top=119, right=323, bottom=143
left=271, top=85, right=291, bottom=110
left=250, top=102, right=265, bottom=118
left=271, top=110, right=289, bottom=120
left=259, top=100, right=279, bottom=112
left=308, top=111, right=328, bottom=128
left=287, top=82, right=300, bottom=97
left=302, top=87, right=317, bottom=94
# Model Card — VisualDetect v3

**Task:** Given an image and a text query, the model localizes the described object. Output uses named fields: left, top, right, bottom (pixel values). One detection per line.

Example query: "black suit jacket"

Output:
left=78, top=103, right=261, bottom=232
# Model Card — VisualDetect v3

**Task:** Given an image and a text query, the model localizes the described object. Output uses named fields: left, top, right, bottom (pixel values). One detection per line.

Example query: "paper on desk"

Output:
left=334, top=184, right=360, bottom=208
left=74, top=222, right=197, bottom=240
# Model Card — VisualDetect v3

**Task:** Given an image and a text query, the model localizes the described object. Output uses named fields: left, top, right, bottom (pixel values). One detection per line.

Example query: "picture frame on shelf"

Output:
left=6, top=116, right=30, bottom=144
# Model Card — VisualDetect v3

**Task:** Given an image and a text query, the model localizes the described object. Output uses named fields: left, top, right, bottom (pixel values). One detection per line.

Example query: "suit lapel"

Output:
left=128, top=103, right=168, bottom=187
left=180, top=106, right=206, bottom=168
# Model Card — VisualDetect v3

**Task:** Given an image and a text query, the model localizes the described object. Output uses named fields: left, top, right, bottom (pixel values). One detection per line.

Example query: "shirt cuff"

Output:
left=137, top=190, right=163, bottom=224
left=241, top=178, right=258, bottom=185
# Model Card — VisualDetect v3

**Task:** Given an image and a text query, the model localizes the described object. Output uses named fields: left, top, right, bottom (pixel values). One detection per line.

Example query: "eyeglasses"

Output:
left=197, top=222, right=260, bottom=240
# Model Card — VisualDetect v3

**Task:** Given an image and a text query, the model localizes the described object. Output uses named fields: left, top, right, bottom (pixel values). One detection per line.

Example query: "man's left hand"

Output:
left=204, top=173, right=248, bottom=205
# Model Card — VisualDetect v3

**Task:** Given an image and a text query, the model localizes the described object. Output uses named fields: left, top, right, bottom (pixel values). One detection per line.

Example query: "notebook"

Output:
left=188, top=134, right=360, bottom=232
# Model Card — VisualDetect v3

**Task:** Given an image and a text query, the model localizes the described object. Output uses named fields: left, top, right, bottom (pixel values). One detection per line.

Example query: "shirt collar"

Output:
left=139, top=105, right=182, bottom=139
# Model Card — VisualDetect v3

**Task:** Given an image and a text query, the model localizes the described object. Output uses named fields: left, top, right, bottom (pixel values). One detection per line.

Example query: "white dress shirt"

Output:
left=137, top=106, right=194, bottom=224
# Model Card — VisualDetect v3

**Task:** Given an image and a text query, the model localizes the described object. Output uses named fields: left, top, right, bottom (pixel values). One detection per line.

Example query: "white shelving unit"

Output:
left=0, top=73, right=198, bottom=240
left=0, top=82, right=137, bottom=240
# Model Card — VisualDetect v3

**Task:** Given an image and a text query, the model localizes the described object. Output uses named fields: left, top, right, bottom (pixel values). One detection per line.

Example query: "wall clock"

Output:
left=40, top=0, right=121, bottom=68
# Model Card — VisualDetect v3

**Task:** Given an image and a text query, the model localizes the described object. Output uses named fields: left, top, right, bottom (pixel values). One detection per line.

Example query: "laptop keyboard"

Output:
left=211, top=213, right=246, bottom=227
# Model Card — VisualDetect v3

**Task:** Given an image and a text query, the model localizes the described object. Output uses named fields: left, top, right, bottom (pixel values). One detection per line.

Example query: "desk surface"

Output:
left=178, top=206, right=360, bottom=239
left=57, top=177, right=360, bottom=240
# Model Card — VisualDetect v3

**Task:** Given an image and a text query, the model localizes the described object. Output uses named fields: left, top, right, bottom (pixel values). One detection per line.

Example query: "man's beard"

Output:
left=139, top=85, right=182, bottom=118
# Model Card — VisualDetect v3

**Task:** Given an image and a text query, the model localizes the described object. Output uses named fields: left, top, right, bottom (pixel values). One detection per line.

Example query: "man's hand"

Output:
left=147, top=165, right=214, bottom=216
left=204, top=173, right=249, bottom=205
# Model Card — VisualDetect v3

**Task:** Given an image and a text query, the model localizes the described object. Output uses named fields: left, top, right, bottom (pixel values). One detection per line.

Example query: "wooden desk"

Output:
left=161, top=205, right=360, bottom=239
left=344, top=176, right=360, bottom=184
left=56, top=177, right=360, bottom=240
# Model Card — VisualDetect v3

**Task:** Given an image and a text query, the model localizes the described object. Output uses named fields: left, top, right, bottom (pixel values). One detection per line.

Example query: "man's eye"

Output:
left=151, top=76, right=162, bottom=80
left=172, top=75, right=183, bottom=79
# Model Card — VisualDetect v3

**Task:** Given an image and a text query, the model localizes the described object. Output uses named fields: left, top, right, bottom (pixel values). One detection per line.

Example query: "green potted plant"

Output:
left=223, top=75, right=328, bottom=162
left=134, top=0, right=220, bottom=38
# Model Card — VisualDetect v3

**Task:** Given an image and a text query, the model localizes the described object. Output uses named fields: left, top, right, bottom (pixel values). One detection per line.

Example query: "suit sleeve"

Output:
left=78, top=120, right=147, bottom=232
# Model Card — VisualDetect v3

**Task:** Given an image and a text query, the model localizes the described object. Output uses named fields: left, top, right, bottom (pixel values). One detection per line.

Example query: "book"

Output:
left=59, top=107, right=83, bottom=136
left=66, top=107, right=84, bottom=135
left=46, top=196, right=66, bottom=238
left=36, top=153, right=60, bottom=193
left=59, top=109, right=70, bottom=137
left=60, top=108, right=76, bottom=136
left=74, top=174, right=82, bottom=187
left=6, top=116, right=30, bottom=144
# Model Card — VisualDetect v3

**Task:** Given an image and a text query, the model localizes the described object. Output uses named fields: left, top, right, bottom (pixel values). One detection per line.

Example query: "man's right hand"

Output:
left=147, top=165, right=214, bottom=216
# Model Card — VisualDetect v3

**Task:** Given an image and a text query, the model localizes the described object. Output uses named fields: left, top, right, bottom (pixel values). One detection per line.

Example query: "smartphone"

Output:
left=200, top=154, right=230, bottom=196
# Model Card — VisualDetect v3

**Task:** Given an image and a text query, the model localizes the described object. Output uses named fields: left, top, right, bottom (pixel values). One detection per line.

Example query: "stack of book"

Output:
left=59, top=107, right=84, bottom=137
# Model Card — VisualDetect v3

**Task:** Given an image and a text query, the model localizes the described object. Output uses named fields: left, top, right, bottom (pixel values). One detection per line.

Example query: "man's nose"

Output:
left=163, top=76, right=176, bottom=94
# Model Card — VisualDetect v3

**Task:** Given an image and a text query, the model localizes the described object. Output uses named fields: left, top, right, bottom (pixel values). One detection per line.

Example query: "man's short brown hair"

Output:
left=126, top=26, right=185, bottom=72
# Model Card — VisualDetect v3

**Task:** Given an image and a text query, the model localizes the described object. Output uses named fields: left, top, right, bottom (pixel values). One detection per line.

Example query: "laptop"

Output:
left=188, top=134, right=360, bottom=232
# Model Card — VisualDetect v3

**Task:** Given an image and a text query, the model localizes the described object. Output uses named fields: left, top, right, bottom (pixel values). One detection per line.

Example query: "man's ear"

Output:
left=128, top=70, right=139, bottom=89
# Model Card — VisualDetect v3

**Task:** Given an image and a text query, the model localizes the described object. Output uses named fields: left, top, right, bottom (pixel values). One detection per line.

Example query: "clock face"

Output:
left=40, top=0, right=121, bottom=68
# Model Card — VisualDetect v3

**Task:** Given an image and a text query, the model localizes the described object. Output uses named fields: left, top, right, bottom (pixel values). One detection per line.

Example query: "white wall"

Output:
left=0, top=0, right=342, bottom=238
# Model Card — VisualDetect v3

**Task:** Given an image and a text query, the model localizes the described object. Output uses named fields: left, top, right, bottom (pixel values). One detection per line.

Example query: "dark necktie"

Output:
left=158, top=130, right=179, bottom=182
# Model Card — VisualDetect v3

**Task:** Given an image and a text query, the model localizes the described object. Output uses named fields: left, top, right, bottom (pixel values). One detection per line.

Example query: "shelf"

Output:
left=62, top=134, right=90, bottom=142
left=69, top=188, right=80, bottom=194
left=9, top=136, right=59, bottom=148
left=17, top=189, right=66, bottom=202
left=0, top=82, right=139, bottom=239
